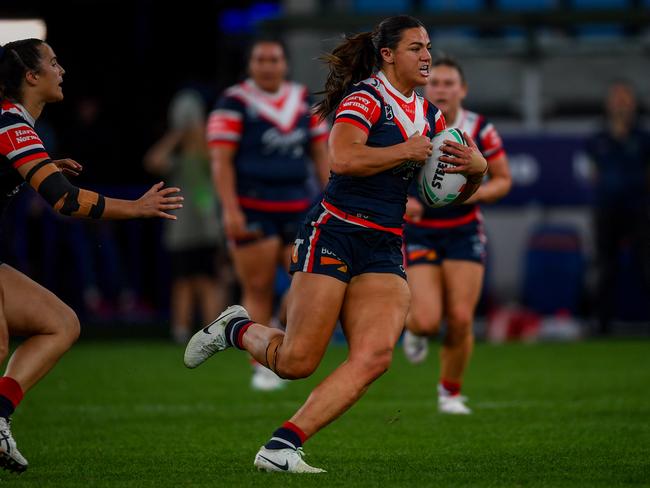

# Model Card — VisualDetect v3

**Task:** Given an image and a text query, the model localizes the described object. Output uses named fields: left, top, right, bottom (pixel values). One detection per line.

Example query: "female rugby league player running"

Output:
left=185, top=15, right=488, bottom=473
left=403, top=56, right=511, bottom=414
left=0, top=39, right=183, bottom=472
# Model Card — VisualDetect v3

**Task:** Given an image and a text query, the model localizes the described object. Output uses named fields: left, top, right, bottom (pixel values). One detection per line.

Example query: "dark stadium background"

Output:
left=0, top=0, right=257, bottom=185
left=0, top=0, right=648, bottom=332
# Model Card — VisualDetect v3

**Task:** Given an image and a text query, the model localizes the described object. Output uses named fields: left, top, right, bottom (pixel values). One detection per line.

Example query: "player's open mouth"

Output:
left=419, top=64, right=429, bottom=76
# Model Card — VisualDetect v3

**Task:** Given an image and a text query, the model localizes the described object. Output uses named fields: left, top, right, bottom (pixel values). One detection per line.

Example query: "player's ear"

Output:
left=379, top=47, right=394, bottom=65
left=25, top=70, right=39, bottom=87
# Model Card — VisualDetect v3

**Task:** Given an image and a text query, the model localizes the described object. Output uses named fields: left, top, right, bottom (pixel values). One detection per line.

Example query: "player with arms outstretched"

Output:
left=0, top=39, right=182, bottom=472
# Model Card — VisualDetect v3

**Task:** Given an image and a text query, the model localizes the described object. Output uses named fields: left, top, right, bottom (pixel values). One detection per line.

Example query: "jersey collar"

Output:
left=376, top=71, right=415, bottom=104
left=1, top=101, right=36, bottom=127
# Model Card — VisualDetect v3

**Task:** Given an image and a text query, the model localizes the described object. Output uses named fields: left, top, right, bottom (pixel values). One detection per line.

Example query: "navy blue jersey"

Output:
left=585, top=125, right=650, bottom=209
left=207, top=80, right=328, bottom=212
left=0, top=101, right=50, bottom=214
left=322, top=72, right=446, bottom=234
left=408, top=108, right=505, bottom=229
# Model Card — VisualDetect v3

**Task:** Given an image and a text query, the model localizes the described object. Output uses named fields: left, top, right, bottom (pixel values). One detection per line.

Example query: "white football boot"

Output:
left=251, top=363, right=286, bottom=392
left=438, top=394, right=472, bottom=415
left=184, top=305, right=249, bottom=368
left=254, top=446, right=325, bottom=473
left=0, top=418, right=28, bottom=473
left=402, top=329, right=429, bottom=364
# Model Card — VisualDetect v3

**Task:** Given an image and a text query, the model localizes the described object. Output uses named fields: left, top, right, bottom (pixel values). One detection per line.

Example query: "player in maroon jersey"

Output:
left=0, top=39, right=183, bottom=472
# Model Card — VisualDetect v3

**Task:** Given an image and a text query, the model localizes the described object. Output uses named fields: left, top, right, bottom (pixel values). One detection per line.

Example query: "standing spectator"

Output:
left=145, top=88, right=225, bottom=344
left=585, top=81, right=650, bottom=334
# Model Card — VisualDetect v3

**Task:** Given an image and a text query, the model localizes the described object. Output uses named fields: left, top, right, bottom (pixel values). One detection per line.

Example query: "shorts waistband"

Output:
left=320, top=200, right=403, bottom=236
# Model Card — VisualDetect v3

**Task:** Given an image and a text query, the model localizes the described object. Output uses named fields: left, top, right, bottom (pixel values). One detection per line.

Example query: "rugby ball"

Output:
left=417, top=128, right=468, bottom=208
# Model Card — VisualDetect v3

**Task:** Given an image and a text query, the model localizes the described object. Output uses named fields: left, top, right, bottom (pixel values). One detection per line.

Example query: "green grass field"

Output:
left=2, top=339, right=649, bottom=487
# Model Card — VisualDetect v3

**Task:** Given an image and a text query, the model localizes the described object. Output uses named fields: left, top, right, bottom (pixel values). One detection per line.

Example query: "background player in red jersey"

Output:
left=185, top=16, right=488, bottom=473
left=402, top=55, right=512, bottom=414
left=206, top=39, right=329, bottom=391
left=0, top=39, right=183, bottom=472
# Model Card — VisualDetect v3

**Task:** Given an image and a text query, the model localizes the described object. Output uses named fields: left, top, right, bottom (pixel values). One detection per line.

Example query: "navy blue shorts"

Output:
left=404, top=220, right=486, bottom=266
left=289, top=205, right=406, bottom=283
left=235, top=208, right=307, bottom=247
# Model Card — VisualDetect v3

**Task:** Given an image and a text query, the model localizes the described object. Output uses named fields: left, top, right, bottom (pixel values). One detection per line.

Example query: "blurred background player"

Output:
left=206, top=38, right=329, bottom=391
left=185, top=15, right=488, bottom=473
left=0, top=38, right=183, bottom=472
left=145, top=87, right=226, bottom=344
left=402, top=55, right=512, bottom=415
left=585, top=81, right=650, bottom=335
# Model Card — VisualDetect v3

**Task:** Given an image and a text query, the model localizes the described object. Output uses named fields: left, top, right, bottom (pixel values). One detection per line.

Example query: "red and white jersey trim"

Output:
left=374, top=71, right=428, bottom=139
left=334, top=90, right=382, bottom=131
left=0, top=109, right=49, bottom=168
left=227, top=80, right=308, bottom=133
left=207, top=108, right=244, bottom=144
left=449, top=108, right=504, bottom=161
left=303, top=209, right=331, bottom=272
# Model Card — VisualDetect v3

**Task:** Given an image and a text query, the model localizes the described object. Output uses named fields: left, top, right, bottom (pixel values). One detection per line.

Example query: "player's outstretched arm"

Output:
left=17, top=158, right=183, bottom=220
left=103, top=181, right=183, bottom=220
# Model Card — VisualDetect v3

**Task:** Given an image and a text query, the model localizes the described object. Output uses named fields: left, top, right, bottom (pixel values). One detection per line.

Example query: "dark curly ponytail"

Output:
left=315, top=15, right=425, bottom=119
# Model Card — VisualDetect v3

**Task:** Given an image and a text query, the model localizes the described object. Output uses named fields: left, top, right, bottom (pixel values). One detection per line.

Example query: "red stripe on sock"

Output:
left=441, top=379, right=462, bottom=396
left=282, top=421, right=308, bottom=444
left=235, top=321, right=253, bottom=349
left=0, top=377, right=24, bottom=408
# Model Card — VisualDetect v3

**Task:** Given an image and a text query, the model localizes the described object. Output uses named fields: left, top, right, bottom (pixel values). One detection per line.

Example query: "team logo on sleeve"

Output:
left=384, top=105, right=394, bottom=120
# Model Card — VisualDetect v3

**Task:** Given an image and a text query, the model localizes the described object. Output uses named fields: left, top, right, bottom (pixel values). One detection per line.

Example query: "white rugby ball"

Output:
left=417, top=128, right=468, bottom=208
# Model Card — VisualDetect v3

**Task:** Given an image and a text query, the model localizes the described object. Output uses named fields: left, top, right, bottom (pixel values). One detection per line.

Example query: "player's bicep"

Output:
left=17, top=157, right=71, bottom=207
left=329, top=122, right=369, bottom=156
left=16, top=157, right=59, bottom=189
left=210, top=144, right=237, bottom=169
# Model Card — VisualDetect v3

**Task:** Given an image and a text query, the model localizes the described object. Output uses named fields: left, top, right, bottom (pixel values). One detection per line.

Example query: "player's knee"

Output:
left=277, top=360, right=317, bottom=380
left=58, top=305, right=80, bottom=345
left=445, top=310, right=474, bottom=345
left=276, top=350, right=319, bottom=380
left=243, top=276, right=274, bottom=299
left=447, top=306, right=474, bottom=331
left=355, top=347, right=394, bottom=383
left=409, top=308, right=441, bottom=336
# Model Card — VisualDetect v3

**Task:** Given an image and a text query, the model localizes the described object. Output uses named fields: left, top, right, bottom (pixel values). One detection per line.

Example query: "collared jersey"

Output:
left=323, top=71, right=446, bottom=234
left=206, top=80, right=328, bottom=212
left=0, top=100, right=50, bottom=214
